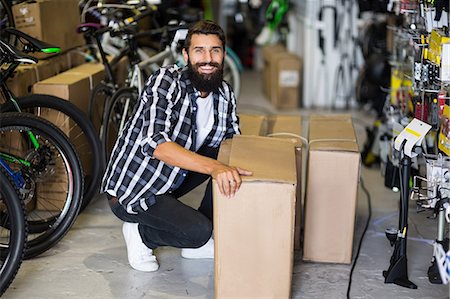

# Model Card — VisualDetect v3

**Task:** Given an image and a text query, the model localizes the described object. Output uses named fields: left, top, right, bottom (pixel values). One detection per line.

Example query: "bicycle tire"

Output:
left=89, top=82, right=116, bottom=163
left=0, top=112, right=83, bottom=259
left=0, top=169, right=27, bottom=296
left=1, top=94, right=103, bottom=212
left=102, top=87, right=138, bottom=160
left=224, top=54, right=240, bottom=98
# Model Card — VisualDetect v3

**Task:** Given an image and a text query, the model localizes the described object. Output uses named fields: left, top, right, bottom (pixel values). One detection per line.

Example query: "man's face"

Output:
left=183, top=34, right=225, bottom=94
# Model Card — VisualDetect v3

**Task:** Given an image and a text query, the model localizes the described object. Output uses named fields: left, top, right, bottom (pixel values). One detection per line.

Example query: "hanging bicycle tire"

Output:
left=102, top=87, right=138, bottom=161
left=0, top=113, right=83, bottom=259
left=0, top=169, right=27, bottom=296
left=0, top=94, right=103, bottom=212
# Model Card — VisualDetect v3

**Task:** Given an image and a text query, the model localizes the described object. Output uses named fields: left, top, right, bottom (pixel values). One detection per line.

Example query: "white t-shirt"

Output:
left=195, top=93, right=214, bottom=151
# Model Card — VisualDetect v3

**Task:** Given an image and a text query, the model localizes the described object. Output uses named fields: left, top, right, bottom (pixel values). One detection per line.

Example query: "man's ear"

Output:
left=182, top=48, right=189, bottom=64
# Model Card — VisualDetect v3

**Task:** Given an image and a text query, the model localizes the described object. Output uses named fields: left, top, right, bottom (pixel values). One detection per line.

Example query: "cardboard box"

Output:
left=12, top=0, right=84, bottom=56
left=214, top=135, right=297, bottom=298
left=5, top=65, right=37, bottom=98
left=261, top=44, right=285, bottom=99
left=33, top=62, right=104, bottom=116
left=303, top=114, right=360, bottom=264
left=266, top=115, right=303, bottom=251
left=238, top=113, right=267, bottom=136
left=262, top=45, right=302, bottom=109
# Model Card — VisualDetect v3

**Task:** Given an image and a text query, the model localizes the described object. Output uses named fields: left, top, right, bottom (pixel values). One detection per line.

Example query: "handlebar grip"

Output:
left=124, top=7, right=155, bottom=25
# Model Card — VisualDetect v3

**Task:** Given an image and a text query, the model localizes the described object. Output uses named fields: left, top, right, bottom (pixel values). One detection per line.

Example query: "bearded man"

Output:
left=101, top=20, right=252, bottom=272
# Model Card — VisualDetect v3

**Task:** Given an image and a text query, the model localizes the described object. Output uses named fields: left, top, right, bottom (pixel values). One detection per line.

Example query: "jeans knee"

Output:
left=189, top=217, right=212, bottom=248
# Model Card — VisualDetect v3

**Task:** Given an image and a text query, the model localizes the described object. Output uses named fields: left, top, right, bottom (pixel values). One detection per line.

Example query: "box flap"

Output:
left=228, top=135, right=297, bottom=184
left=309, top=114, right=358, bottom=152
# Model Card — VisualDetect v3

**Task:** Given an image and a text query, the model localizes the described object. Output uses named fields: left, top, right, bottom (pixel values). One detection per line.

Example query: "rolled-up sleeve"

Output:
left=140, top=68, right=179, bottom=156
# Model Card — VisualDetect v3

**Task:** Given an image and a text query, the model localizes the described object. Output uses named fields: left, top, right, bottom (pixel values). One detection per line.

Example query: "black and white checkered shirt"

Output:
left=101, top=65, right=240, bottom=214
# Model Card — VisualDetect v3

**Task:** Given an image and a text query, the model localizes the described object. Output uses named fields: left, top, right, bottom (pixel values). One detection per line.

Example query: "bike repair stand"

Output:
left=383, top=118, right=431, bottom=289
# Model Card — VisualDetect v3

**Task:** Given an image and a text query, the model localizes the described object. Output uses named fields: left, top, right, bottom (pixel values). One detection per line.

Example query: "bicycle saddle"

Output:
left=3, top=28, right=60, bottom=54
left=0, top=39, right=37, bottom=64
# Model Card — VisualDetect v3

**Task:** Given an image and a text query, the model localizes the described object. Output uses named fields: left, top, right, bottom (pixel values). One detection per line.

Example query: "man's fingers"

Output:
left=237, top=167, right=253, bottom=176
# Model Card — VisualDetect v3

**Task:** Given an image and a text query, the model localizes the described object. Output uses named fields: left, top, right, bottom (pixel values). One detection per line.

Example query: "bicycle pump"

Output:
left=383, top=118, right=431, bottom=289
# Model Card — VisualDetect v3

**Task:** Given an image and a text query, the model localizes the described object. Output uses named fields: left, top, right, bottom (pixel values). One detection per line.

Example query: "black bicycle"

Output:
left=0, top=28, right=103, bottom=212
left=0, top=35, right=84, bottom=258
left=0, top=168, right=27, bottom=295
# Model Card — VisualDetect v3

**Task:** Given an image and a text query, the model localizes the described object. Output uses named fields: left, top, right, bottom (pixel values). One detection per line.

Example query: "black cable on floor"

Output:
left=346, top=177, right=372, bottom=299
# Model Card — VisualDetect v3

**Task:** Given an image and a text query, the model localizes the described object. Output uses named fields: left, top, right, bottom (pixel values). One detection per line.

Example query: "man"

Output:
left=101, top=20, right=252, bottom=272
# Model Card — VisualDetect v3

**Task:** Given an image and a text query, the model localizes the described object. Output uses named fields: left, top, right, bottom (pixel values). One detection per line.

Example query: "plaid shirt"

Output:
left=101, top=65, right=240, bottom=214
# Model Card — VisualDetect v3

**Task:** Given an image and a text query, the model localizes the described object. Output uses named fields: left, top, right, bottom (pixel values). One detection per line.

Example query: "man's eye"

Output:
left=212, top=49, right=221, bottom=54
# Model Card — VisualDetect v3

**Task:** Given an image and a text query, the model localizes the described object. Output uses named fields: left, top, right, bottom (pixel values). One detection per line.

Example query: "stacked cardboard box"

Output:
left=262, top=44, right=302, bottom=109
left=214, top=135, right=297, bottom=298
left=12, top=0, right=84, bottom=57
left=303, top=114, right=360, bottom=264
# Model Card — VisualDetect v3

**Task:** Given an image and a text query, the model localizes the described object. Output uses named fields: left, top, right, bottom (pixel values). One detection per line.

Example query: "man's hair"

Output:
left=183, top=20, right=226, bottom=51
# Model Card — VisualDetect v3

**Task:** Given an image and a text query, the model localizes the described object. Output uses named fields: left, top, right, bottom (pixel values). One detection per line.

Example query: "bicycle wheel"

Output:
left=0, top=169, right=27, bottom=296
left=224, top=54, right=240, bottom=98
left=1, top=94, right=103, bottom=212
left=102, top=87, right=138, bottom=160
left=0, top=112, right=83, bottom=259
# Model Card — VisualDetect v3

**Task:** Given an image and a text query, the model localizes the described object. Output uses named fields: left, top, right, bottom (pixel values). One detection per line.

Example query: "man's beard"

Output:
left=187, top=59, right=224, bottom=94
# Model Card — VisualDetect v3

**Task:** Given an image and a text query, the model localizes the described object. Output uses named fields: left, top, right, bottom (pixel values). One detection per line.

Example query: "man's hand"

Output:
left=153, top=142, right=252, bottom=197
left=211, top=164, right=252, bottom=198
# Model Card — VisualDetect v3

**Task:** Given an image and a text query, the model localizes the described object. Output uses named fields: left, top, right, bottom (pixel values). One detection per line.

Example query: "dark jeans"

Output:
left=107, top=145, right=218, bottom=250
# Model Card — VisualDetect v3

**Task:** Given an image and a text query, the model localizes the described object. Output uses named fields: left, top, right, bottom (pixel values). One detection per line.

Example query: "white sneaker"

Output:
left=122, top=222, right=159, bottom=272
left=181, top=237, right=214, bottom=259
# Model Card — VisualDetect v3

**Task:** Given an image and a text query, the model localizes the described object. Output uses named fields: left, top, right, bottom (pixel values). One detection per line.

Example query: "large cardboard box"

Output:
left=33, top=62, right=104, bottom=116
left=303, top=114, right=360, bottom=264
left=266, top=115, right=303, bottom=250
left=262, top=45, right=302, bottom=109
left=12, top=0, right=84, bottom=56
left=214, top=135, right=297, bottom=298
left=261, top=44, right=285, bottom=99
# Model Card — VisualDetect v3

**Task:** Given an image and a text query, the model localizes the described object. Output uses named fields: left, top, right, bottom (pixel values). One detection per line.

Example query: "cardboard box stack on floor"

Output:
left=262, top=44, right=302, bottom=109
left=266, top=115, right=303, bottom=250
left=303, top=114, right=360, bottom=264
left=214, top=135, right=297, bottom=298
left=238, top=113, right=304, bottom=251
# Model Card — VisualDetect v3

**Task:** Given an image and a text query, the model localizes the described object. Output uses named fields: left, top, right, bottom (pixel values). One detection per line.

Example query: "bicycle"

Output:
left=0, top=167, right=27, bottom=295
left=0, top=27, right=103, bottom=211
left=0, top=36, right=84, bottom=258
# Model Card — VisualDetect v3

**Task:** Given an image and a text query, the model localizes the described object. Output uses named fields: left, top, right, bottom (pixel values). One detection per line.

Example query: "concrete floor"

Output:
left=4, top=70, right=450, bottom=298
